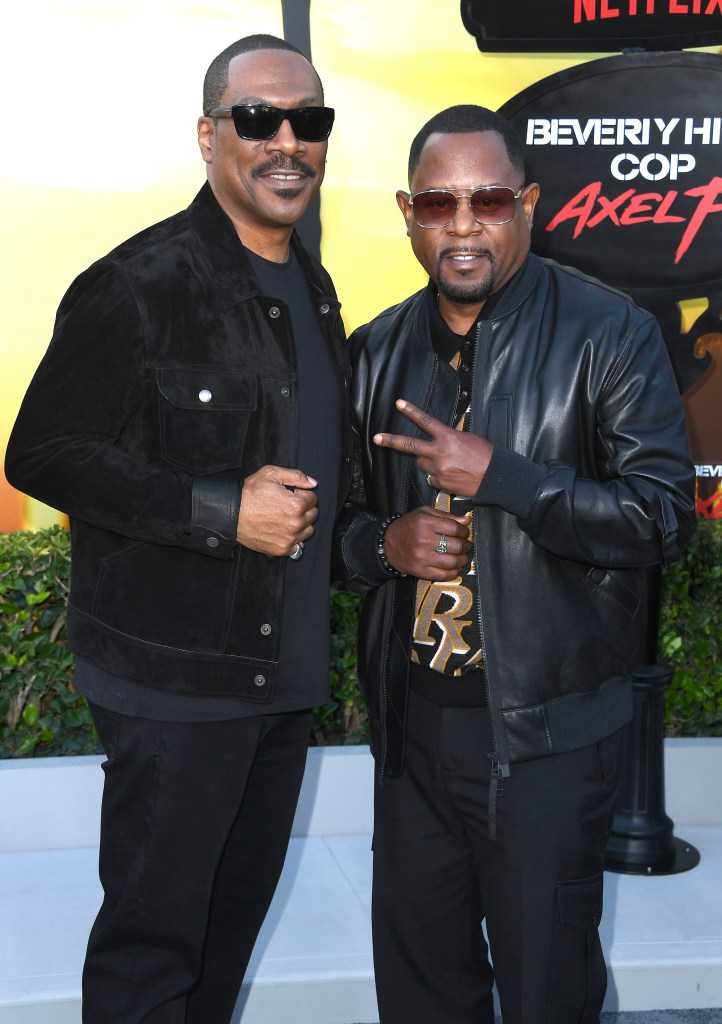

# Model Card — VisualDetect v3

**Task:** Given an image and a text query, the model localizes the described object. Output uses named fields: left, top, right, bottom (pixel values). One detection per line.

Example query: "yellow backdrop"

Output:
left=1, top=1, right=710, bottom=530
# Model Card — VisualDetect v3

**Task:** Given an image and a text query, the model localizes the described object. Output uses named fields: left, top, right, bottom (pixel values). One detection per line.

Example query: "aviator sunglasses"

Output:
left=409, top=185, right=525, bottom=227
left=208, top=104, right=335, bottom=142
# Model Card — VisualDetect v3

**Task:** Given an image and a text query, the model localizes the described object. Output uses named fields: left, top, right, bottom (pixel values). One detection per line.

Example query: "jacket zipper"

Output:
left=469, top=319, right=511, bottom=839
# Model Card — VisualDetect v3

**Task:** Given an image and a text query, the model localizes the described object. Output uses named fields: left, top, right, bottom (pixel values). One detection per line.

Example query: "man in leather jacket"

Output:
left=5, top=35, right=350, bottom=1024
left=333, top=105, right=695, bottom=1024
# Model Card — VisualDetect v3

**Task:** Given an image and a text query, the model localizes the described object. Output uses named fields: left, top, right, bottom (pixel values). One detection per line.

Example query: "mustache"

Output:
left=251, top=154, right=318, bottom=180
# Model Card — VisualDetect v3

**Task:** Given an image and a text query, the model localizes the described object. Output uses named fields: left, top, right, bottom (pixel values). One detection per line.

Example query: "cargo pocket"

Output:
left=556, top=873, right=603, bottom=930
left=157, top=366, right=257, bottom=473
left=548, top=874, right=607, bottom=1023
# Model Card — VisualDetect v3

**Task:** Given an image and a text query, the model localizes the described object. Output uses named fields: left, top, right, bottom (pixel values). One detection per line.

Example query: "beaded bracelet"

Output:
left=376, top=513, right=407, bottom=577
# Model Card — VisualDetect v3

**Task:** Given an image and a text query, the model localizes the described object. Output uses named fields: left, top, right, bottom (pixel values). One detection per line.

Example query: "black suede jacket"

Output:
left=6, top=183, right=352, bottom=700
left=333, top=254, right=695, bottom=779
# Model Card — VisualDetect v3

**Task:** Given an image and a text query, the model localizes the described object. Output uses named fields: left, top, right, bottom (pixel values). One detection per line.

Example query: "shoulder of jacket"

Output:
left=537, top=256, right=654, bottom=328
left=540, top=257, right=642, bottom=309
left=103, top=209, right=192, bottom=267
left=350, top=288, right=426, bottom=349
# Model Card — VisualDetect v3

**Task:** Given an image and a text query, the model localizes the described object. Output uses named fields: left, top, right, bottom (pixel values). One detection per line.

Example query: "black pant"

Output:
left=372, top=690, right=623, bottom=1024
left=83, top=704, right=312, bottom=1024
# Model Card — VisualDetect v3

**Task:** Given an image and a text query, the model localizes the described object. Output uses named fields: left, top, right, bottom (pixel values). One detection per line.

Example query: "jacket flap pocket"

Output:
left=555, top=873, right=603, bottom=929
left=157, top=368, right=257, bottom=411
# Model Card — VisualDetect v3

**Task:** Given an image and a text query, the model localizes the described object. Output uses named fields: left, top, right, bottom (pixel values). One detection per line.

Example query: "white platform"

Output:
left=1, top=741, right=721, bottom=1023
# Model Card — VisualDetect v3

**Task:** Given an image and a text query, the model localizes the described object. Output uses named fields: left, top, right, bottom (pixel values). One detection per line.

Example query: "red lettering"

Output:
left=652, top=191, right=685, bottom=224
left=569, top=0, right=719, bottom=20
left=676, top=176, right=722, bottom=263
left=574, top=0, right=596, bottom=22
left=587, top=189, right=636, bottom=228
left=619, top=193, right=661, bottom=224
left=545, top=182, right=601, bottom=237
left=545, top=179, right=720, bottom=265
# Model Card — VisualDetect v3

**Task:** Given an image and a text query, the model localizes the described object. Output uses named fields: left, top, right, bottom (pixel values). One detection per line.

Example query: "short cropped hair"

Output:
left=203, top=34, right=321, bottom=115
left=408, top=105, right=525, bottom=184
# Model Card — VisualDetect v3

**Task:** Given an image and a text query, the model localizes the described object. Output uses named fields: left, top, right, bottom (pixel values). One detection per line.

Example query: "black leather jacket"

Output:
left=6, top=183, right=352, bottom=700
left=334, top=253, right=695, bottom=778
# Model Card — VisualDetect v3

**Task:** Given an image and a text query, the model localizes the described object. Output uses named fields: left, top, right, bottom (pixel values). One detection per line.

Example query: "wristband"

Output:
left=377, top=513, right=407, bottom=578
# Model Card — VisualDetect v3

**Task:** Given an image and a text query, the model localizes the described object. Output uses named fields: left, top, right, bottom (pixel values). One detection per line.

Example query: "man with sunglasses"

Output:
left=334, top=105, right=694, bottom=1024
left=6, top=34, right=350, bottom=1024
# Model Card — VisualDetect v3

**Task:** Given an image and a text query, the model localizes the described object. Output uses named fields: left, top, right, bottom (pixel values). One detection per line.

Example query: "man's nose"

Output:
left=448, top=197, right=482, bottom=236
left=266, top=117, right=305, bottom=155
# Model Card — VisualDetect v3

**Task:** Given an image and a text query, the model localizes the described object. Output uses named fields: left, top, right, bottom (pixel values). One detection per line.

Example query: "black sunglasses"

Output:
left=409, top=186, right=525, bottom=227
left=208, top=104, right=335, bottom=142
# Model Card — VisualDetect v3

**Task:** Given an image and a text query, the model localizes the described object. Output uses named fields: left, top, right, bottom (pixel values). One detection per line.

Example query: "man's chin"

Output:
left=438, top=280, right=495, bottom=305
left=273, top=187, right=306, bottom=202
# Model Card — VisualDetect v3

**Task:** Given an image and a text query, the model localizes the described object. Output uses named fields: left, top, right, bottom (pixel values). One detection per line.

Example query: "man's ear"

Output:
left=198, top=116, right=214, bottom=165
left=521, top=182, right=540, bottom=225
left=396, top=190, right=413, bottom=237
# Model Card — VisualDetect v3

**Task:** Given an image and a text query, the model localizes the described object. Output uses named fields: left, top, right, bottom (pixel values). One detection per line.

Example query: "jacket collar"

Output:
left=488, top=252, right=545, bottom=320
left=187, top=181, right=331, bottom=311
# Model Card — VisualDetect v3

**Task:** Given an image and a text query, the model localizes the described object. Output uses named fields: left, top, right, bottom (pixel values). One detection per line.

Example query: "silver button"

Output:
left=260, top=623, right=272, bottom=636
left=254, top=674, right=266, bottom=687
left=206, top=536, right=219, bottom=548
left=280, top=385, right=290, bottom=398
left=198, top=389, right=212, bottom=403
left=269, top=306, right=281, bottom=319
left=319, top=303, right=330, bottom=315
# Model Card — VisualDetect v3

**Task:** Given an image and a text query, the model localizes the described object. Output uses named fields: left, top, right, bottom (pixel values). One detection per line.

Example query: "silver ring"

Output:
left=436, top=535, right=447, bottom=554
left=289, top=542, right=304, bottom=561
left=425, top=473, right=432, bottom=485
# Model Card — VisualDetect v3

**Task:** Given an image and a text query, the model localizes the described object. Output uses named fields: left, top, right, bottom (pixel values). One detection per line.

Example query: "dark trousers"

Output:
left=83, top=703, right=312, bottom=1024
left=372, top=690, right=623, bottom=1024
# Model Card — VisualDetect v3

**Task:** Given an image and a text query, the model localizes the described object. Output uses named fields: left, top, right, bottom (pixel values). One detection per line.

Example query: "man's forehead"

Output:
left=413, top=130, right=516, bottom=188
left=225, top=49, right=322, bottom=103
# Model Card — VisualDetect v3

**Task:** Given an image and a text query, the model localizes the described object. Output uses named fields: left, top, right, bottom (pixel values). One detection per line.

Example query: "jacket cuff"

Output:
left=337, top=509, right=396, bottom=588
left=187, top=477, right=241, bottom=559
left=474, top=446, right=547, bottom=519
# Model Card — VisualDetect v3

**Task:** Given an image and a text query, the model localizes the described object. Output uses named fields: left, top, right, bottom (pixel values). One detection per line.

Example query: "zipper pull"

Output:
left=487, top=753, right=505, bottom=842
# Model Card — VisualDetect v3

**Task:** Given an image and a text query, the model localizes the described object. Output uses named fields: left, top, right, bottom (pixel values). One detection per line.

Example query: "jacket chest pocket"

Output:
left=156, top=367, right=257, bottom=474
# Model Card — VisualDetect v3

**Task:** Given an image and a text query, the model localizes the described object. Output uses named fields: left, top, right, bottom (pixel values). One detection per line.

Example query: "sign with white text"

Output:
left=500, top=52, right=722, bottom=515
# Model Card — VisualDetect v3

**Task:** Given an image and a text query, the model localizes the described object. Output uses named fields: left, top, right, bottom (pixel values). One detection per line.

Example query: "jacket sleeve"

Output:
left=4, top=263, right=240, bottom=559
left=332, top=414, right=392, bottom=593
left=474, top=315, right=696, bottom=567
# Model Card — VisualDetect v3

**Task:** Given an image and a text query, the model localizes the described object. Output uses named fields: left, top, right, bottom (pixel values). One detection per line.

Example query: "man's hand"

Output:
left=237, top=466, right=318, bottom=557
left=374, top=399, right=493, bottom=497
left=384, top=506, right=471, bottom=581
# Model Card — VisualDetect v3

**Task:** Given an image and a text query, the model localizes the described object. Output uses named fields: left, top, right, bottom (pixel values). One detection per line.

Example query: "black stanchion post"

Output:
left=605, top=662, right=700, bottom=875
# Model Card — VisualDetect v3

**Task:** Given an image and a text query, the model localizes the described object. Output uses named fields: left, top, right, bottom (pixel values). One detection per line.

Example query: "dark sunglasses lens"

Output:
left=413, top=191, right=458, bottom=225
left=231, top=106, right=282, bottom=139
left=470, top=187, right=516, bottom=222
left=287, top=107, right=335, bottom=141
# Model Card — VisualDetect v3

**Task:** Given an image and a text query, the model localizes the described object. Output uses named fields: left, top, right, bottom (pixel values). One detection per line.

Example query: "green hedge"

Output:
left=659, top=518, right=722, bottom=736
left=1, top=523, right=720, bottom=757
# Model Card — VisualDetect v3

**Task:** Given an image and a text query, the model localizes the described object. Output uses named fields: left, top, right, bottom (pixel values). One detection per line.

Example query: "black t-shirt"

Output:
left=75, top=247, right=343, bottom=721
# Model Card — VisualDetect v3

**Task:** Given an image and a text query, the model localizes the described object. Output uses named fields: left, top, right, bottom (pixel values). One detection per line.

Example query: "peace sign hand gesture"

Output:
left=374, top=399, right=494, bottom=497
